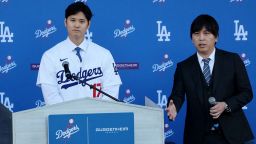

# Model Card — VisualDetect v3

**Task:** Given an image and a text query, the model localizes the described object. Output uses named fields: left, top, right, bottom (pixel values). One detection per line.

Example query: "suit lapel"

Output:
left=212, top=49, right=222, bottom=101
left=190, top=54, right=204, bottom=104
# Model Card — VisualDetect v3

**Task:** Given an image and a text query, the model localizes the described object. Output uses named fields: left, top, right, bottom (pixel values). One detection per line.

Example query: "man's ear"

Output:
left=64, top=19, right=67, bottom=27
left=87, top=21, right=91, bottom=29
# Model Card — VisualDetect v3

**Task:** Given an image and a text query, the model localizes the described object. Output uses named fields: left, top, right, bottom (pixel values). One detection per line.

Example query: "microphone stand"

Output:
left=69, top=75, right=121, bottom=102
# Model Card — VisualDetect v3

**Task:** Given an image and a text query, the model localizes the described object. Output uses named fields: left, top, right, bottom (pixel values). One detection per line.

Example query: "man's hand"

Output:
left=166, top=99, right=177, bottom=121
left=209, top=102, right=227, bottom=119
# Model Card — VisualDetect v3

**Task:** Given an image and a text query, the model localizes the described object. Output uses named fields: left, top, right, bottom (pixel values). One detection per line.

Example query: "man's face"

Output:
left=192, top=27, right=217, bottom=56
left=65, top=11, right=90, bottom=41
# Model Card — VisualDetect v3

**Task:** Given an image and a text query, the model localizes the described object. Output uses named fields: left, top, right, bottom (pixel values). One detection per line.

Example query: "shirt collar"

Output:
left=66, top=37, right=89, bottom=52
left=197, top=48, right=216, bottom=63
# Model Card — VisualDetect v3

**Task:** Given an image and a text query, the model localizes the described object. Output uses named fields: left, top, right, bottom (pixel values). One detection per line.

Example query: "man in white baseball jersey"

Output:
left=37, top=2, right=122, bottom=105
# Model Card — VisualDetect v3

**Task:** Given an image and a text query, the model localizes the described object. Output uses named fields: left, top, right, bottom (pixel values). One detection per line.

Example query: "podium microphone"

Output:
left=62, top=62, right=121, bottom=102
left=62, top=61, right=72, bottom=79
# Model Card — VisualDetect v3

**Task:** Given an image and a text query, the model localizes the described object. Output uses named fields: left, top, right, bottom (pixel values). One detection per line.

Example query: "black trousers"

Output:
left=203, top=131, right=255, bottom=144
left=203, top=130, right=229, bottom=144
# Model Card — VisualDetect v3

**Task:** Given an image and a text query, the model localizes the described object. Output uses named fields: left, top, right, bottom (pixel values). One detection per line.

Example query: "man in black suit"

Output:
left=166, top=14, right=254, bottom=144
left=0, top=103, right=12, bottom=144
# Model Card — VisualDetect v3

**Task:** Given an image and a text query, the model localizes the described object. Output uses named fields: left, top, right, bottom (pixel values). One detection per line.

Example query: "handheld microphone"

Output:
left=208, top=96, right=219, bottom=129
left=62, top=61, right=72, bottom=79
left=208, top=97, right=217, bottom=106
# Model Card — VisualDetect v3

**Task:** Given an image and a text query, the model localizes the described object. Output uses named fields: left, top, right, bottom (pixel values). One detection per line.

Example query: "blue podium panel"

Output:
left=48, top=114, right=87, bottom=144
left=48, top=113, right=134, bottom=144
left=88, top=113, right=134, bottom=144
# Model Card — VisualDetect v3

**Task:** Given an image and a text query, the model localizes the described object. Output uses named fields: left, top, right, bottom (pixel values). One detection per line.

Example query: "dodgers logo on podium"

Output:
left=48, top=114, right=87, bottom=144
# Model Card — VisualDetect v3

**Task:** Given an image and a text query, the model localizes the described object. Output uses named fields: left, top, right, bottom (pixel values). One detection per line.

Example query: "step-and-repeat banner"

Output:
left=0, top=0, right=255, bottom=143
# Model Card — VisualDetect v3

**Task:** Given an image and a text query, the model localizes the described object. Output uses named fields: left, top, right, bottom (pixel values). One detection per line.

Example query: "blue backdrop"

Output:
left=0, top=0, right=255, bottom=143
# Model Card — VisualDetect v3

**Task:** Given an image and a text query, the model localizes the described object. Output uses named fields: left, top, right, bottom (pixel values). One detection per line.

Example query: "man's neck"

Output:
left=69, top=36, right=84, bottom=46
left=198, top=48, right=215, bottom=59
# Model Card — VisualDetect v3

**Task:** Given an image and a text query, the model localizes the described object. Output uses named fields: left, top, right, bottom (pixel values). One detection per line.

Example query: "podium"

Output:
left=12, top=98, right=164, bottom=144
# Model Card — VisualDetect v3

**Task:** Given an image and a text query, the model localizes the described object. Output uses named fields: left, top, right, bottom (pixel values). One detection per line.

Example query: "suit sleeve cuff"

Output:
left=224, top=102, right=231, bottom=113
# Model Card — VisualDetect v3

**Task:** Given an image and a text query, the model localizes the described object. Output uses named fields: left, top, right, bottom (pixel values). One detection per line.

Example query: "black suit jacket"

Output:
left=169, top=49, right=254, bottom=144
left=0, top=103, right=12, bottom=144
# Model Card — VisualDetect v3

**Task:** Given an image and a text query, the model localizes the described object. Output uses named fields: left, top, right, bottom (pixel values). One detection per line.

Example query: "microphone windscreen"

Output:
left=208, top=97, right=216, bottom=105
left=62, top=61, right=69, bottom=67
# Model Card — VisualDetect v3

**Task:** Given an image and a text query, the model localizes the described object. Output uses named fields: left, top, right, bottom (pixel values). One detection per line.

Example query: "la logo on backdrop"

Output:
left=0, top=21, right=14, bottom=43
left=48, top=113, right=134, bottom=144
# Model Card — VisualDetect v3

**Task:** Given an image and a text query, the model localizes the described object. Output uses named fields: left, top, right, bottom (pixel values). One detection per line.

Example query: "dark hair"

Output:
left=65, top=2, right=93, bottom=21
left=190, top=14, right=219, bottom=39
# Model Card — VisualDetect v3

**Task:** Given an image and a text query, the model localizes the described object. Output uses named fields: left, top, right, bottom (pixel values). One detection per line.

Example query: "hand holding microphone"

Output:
left=208, top=97, right=227, bottom=119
